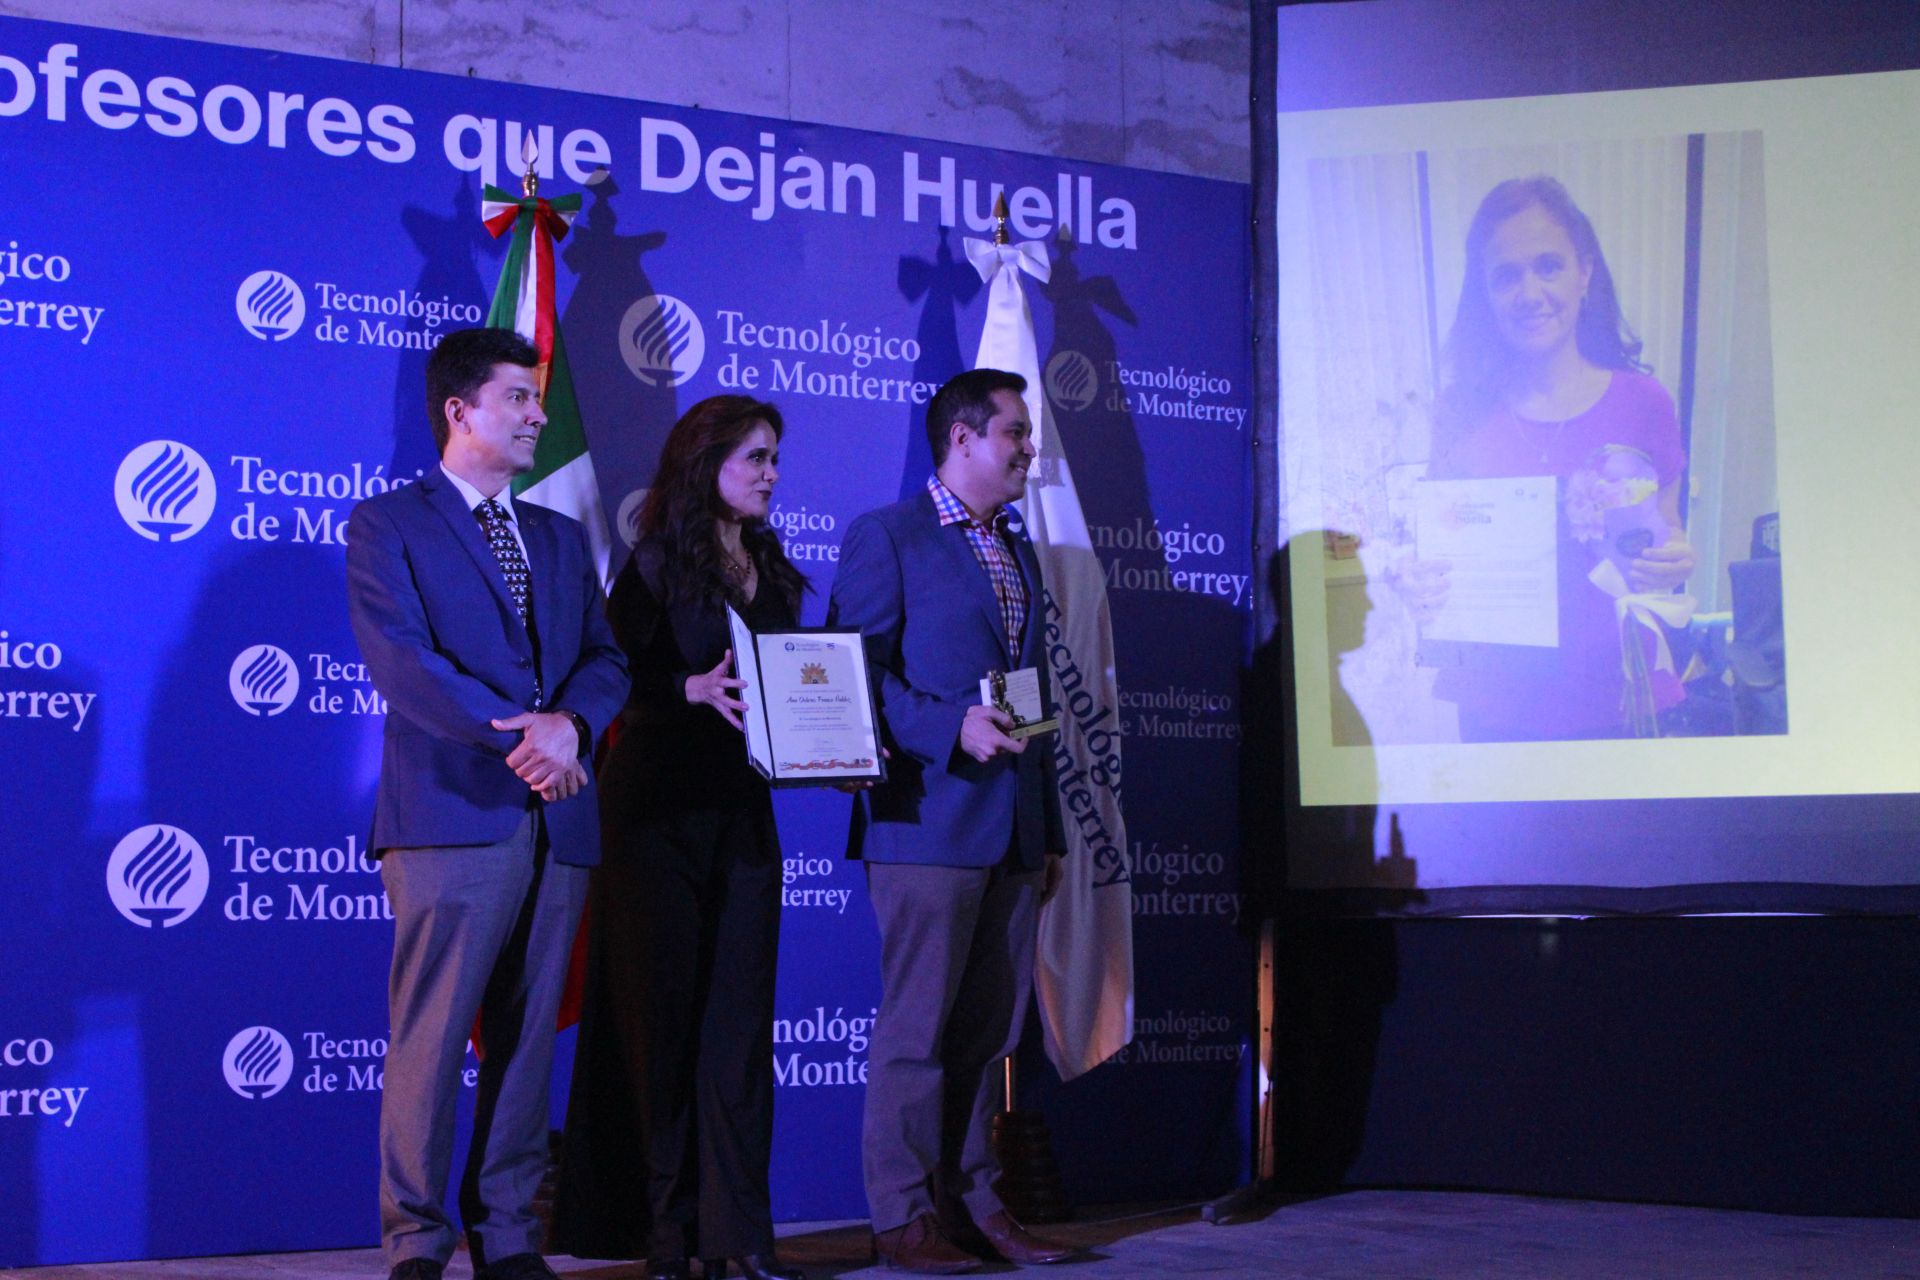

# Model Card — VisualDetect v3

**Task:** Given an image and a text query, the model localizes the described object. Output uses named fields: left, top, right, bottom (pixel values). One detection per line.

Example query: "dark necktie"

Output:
left=476, top=498, right=531, bottom=623
left=477, top=498, right=543, bottom=707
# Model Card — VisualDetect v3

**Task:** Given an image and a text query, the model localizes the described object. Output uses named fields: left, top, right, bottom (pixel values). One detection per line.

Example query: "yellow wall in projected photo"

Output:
left=1277, top=71, right=1920, bottom=806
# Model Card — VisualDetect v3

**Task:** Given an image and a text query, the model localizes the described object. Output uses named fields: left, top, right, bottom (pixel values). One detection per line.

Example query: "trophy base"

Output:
left=1008, top=717, right=1059, bottom=741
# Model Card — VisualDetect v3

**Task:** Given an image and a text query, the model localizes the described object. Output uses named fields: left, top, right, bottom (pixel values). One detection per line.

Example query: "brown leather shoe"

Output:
left=872, top=1212, right=982, bottom=1274
left=972, top=1210, right=1076, bottom=1265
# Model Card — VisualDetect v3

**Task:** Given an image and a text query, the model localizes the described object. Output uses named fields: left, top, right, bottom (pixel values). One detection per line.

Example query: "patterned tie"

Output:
left=477, top=499, right=532, bottom=623
left=478, top=498, right=542, bottom=706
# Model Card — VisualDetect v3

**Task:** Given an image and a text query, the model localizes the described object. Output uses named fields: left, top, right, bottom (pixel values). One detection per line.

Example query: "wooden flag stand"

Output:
left=990, top=1053, right=1072, bottom=1223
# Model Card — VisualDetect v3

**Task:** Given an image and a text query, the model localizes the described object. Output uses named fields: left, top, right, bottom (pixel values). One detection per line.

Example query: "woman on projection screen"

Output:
left=1398, top=175, right=1696, bottom=742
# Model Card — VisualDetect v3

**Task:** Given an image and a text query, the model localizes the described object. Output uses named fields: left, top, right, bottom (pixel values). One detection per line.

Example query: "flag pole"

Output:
left=996, top=184, right=1020, bottom=1125
left=968, top=168, right=1135, bottom=1213
left=980, top=182, right=1071, bottom=1223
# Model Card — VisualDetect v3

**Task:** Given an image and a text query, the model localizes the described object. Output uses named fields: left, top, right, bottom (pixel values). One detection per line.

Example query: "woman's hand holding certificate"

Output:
left=726, top=605, right=886, bottom=787
left=685, top=649, right=749, bottom=730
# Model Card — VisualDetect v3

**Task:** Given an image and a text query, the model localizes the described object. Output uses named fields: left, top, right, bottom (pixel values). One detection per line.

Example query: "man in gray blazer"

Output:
left=829, top=369, right=1075, bottom=1273
left=346, top=327, right=627, bottom=1280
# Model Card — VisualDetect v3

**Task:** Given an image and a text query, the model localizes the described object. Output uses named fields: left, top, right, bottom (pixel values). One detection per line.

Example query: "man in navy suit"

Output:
left=829, top=369, right=1075, bottom=1273
left=346, top=327, right=627, bottom=1280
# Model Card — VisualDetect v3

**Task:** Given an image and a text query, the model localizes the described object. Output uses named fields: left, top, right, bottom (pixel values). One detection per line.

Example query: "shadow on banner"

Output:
left=560, top=171, right=678, bottom=538
left=895, top=225, right=981, bottom=497
left=390, top=179, right=495, bottom=484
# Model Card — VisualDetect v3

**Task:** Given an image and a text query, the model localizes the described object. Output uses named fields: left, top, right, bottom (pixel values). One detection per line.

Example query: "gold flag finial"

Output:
left=520, top=132, right=539, bottom=197
left=993, top=191, right=1010, bottom=245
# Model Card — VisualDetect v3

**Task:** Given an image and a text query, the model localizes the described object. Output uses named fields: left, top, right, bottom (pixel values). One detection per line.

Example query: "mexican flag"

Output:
left=476, top=183, right=607, bottom=1049
left=482, top=182, right=613, bottom=588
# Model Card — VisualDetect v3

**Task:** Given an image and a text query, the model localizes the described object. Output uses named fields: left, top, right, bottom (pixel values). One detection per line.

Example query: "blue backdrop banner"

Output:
left=1, top=16, right=1251, bottom=1266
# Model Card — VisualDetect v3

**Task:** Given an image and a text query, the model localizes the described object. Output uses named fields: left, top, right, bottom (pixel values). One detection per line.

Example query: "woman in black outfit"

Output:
left=554, top=395, right=806, bottom=1280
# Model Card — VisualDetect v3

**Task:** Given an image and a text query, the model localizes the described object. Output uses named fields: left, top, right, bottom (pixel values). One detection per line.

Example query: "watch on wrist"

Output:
left=561, top=710, right=592, bottom=756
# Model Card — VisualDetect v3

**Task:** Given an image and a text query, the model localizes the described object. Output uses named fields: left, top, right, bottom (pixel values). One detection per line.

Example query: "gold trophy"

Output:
left=986, top=668, right=1060, bottom=741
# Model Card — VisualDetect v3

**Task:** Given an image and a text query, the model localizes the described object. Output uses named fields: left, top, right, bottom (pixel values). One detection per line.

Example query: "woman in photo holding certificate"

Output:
left=1405, top=175, right=1697, bottom=742
left=553, top=395, right=806, bottom=1280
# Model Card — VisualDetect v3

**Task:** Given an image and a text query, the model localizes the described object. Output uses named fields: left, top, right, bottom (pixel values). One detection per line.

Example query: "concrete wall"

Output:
left=1, top=0, right=1251, bottom=181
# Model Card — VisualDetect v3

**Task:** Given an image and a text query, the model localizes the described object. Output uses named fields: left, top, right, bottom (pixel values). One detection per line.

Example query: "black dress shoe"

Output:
left=650, top=1258, right=692, bottom=1280
left=388, top=1260, right=444, bottom=1280
left=478, top=1253, right=560, bottom=1280
left=734, top=1254, right=804, bottom=1280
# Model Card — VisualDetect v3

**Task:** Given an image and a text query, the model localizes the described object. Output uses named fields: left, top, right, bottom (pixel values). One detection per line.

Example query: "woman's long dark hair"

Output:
left=1440, top=176, right=1648, bottom=429
left=636, top=395, right=807, bottom=613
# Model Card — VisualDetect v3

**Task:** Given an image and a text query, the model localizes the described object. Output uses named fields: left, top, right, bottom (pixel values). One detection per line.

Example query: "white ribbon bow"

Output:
left=1590, top=558, right=1696, bottom=679
left=960, top=235, right=1057, bottom=485
left=963, top=237, right=1052, bottom=286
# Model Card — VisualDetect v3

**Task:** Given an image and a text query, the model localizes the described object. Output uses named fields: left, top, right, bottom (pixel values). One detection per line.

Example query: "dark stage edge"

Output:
left=7, top=1192, right=1919, bottom=1279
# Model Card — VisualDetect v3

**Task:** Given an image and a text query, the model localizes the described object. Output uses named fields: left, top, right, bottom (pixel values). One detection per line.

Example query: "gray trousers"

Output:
left=378, top=811, right=586, bottom=1270
left=861, top=858, right=1041, bottom=1234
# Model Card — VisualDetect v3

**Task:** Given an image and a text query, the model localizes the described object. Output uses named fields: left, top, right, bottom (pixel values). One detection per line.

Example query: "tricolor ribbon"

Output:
left=480, top=184, right=582, bottom=378
left=480, top=190, right=579, bottom=240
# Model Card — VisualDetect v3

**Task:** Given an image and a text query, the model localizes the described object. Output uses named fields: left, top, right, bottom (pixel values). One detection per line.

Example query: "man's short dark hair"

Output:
left=926, top=368, right=1028, bottom=466
left=426, top=327, right=541, bottom=454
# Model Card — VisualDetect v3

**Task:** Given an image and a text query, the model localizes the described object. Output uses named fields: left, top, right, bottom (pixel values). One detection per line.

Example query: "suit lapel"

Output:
left=420, top=469, right=529, bottom=651
left=520, top=501, right=559, bottom=651
left=1006, top=508, right=1044, bottom=667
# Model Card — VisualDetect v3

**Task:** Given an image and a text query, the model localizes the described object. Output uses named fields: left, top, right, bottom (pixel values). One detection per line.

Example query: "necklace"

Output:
left=1509, top=406, right=1569, bottom=466
left=720, top=545, right=755, bottom=590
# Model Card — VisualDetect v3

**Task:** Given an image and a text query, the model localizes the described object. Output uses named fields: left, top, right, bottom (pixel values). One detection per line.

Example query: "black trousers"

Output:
left=554, top=797, right=782, bottom=1260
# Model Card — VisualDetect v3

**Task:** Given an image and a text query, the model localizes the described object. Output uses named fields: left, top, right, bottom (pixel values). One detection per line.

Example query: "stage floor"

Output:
left=8, top=1191, right=1918, bottom=1279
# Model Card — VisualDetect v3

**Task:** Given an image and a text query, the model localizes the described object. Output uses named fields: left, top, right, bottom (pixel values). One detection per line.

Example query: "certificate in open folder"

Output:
left=727, top=605, right=887, bottom=787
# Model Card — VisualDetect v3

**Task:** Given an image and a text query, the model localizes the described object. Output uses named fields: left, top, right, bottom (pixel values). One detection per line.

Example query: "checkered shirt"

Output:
left=928, top=474, right=1028, bottom=653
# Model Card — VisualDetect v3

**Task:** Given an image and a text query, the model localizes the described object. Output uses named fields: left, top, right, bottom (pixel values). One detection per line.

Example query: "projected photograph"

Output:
left=1308, top=133, right=1783, bottom=745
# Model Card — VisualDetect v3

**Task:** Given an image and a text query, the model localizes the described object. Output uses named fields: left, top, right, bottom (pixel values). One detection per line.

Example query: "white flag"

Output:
left=966, top=235, right=1134, bottom=1080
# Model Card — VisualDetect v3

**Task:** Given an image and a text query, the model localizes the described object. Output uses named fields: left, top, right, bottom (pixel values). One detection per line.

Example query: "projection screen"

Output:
left=1262, top=0, right=1920, bottom=911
